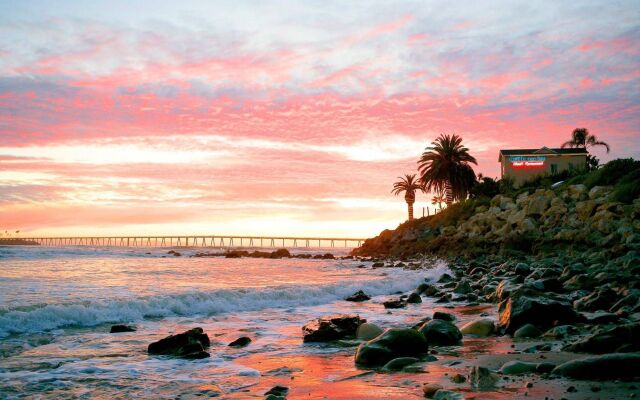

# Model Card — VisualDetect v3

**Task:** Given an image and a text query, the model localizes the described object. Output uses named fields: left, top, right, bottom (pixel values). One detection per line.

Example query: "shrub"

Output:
left=583, top=158, right=640, bottom=188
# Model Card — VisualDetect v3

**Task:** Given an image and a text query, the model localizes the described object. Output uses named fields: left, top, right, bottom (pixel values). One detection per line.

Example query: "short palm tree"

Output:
left=392, top=174, right=423, bottom=221
left=561, top=128, right=610, bottom=153
left=431, top=193, right=445, bottom=210
left=418, top=134, right=477, bottom=205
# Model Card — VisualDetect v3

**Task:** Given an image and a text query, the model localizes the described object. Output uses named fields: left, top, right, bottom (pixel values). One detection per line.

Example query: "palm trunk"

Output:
left=407, top=201, right=414, bottom=221
left=445, top=180, right=453, bottom=206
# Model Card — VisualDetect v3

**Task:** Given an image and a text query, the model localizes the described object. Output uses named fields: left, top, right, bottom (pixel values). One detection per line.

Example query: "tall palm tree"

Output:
left=561, top=128, right=610, bottom=153
left=392, top=174, right=423, bottom=221
left=418, top=134, right=477, bottom=206
left=431, top=193, right=445, bottom=210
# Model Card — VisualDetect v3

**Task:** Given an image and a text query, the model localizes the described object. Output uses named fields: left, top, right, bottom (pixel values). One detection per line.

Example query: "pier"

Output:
left=20, top=236, right=366, bottom=248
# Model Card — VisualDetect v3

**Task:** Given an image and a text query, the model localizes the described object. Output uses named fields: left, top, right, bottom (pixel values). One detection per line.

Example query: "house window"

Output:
left=551, top=163, right=558, bottom=174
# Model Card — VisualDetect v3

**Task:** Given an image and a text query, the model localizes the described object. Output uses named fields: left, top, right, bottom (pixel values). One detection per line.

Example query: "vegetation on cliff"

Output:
left=353, top=158, right=640, bottom=258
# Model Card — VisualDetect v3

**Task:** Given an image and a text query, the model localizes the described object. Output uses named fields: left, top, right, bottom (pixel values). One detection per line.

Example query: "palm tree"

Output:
left=392, top=174, right=423, bottom=221
left=561, top=128, right=610, bottom=153
left=431, top=193, right=445, bottom=210
left=418, top=134, right=477, bottom=206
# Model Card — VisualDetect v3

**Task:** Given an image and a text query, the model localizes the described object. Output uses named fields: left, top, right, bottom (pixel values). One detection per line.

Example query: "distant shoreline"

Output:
left=0, top=239, right=40, bottom=246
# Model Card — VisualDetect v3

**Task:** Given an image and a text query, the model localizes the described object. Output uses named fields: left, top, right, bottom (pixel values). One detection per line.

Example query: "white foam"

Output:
left=0, top=261, right=449, bottom=337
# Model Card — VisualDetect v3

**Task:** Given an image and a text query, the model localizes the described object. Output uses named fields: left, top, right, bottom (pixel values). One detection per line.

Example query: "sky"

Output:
left=0, top=0, right=639, bottom=238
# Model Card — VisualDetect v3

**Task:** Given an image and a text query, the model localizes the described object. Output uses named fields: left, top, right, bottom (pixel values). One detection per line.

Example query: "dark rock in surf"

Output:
left=355, top=328, right=429, bottom=367
left=407, top=292, right=422, bottom=303
left=110, top=324, right=136, bottom=333
left=345, top=290, right=371, bottom=302
left=148, top=327, right=210, bottom=359
left=302, top=314, right=365, bottom=342
left=383, top=298, right=407, bottom=309
left=228, top=336, right=252, bottom=347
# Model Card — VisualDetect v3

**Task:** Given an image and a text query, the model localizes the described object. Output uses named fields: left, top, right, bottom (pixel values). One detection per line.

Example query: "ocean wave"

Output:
left=0, top=262, right=449, bottom=337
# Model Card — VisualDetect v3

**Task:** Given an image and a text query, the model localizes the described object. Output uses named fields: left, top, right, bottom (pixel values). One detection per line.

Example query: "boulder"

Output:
left=228, top=336, right=251, bottom=347
left=407, top=292, right=422, bottom=303
left=356, top=323, right=383, bottom=341
left=148, top=327, right=210, bottom=359
left=563, top=323, right=640, bottom=354
left=469, top=366, right=499, bottom=389
left=552, top=353, right=640, bottom=380
left=433, top=311, right=456, bottom=322
left=543, top=325, right=577, bottom=339
left=355, top=328, right=429, bottom=367
left=417, top=319, right=462, bottom=346
left=576, top=200, right=597, bottom=221
left=302, top=314, right=365, bottom=342
left=453, top=279, right=472, bottom=294
left=526, top=195, right=550, bottom=216
left=460, top=319, right=495, bottom=337
left=345, top=290, right=371, bottom=302
left=110, top=324, right=136, bottom=333
left=433, top=390, right=464, bottom=400
left=265, top=385, right=289, bottom=397
left=381, top=357, right=419, bottom=371
left=383, top=298, right=406, bottom=309
left=499, top=360, right=538, bottom=375
left=498, top=295, right=581, bottom=334
left=513, top=323, right=542, bottom=338
left=574, top=288, right=619, bottom=312
left=423, top=383, right=443, bottom=398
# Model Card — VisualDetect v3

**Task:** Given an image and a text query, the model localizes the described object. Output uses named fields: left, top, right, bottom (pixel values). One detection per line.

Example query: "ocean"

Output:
left=0, top=246, right=454, bottom=399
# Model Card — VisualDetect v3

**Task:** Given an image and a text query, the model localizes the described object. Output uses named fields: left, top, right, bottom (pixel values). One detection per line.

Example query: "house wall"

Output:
left=501, top=154, right=587, bottom=187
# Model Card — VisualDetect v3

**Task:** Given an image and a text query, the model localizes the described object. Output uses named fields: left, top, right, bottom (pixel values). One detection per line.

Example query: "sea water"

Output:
left=0, top=246, right=451, bottom=399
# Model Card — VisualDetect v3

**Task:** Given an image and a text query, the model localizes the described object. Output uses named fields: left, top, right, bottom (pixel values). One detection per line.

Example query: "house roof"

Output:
left=498, top=146, right=588, bottom=161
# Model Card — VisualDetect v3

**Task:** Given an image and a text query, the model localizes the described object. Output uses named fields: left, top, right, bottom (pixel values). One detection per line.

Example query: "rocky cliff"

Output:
left=353, top=162, right=640, bottom=259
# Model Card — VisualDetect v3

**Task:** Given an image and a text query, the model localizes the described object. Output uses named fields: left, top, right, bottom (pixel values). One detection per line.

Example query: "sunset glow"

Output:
left=1, top=1, right=639, bottom=237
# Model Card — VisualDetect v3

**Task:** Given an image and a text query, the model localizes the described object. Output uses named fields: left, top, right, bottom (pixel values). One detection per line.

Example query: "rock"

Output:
left=228, top=336, right=251, bottom=347
left=498, top=295, right=580, bottom=334
left=423, top=383, right=443, bottom=398
left=576, top=200, right=597, bottom=221
left=536, top=362, right=556, bottom=373
left=355, top=328, right=429, bottom=367
left=552, top=353, right=640, bottom=380
left=543, top=325, right=577, bottom=339
left=499, top=360, right=538, bottom=375
left=302, top=314, right=365, bottom=342
left=526, top=195, right=550, bottom=216
left=110, top=324, right=136, bottom=333
left=272, top=249, right=291, bottom=258
left=265, top=396, right=285, bottom=400
left=433, top=390, right=464, bottom=400
left=407, top=292, right=422, bottom=303
left=356, top=323, right=383, bottom=341
left=383, top=298, right=406, bottom=309
left=433, top=311, right=456, bottom=322
left=460, top=319, right=495, bottom=337
left=574, top=288, right=619, bottom=312
left=345, top=290, right=371, bottom=302
left=450, top=373, right=466, bottom=383
left=514, top=263, right=531, bottom=276
left=265, top=385, right=289, bottom=397
left=417, top=319, right=463, bottom=346
left=563, top=323, right=640, bottom=354
left=513, top=323, right=542, bottom=338
left=438, top=273, right=453, bottom=283
left=372, top=262, right=384, bottom=268
left=381, top=357, right=419, bottom=371
left=148, top=327, right=210, bottom=359
left=469, top=366, right=499, bottom=389
left=453, top=279, right=472, bottom=294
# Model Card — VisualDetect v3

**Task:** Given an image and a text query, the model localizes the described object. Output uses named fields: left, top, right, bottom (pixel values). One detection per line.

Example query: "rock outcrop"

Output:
left=148, top=327, right=211, bottom=359
left=302, top=314, right=365, bottom=342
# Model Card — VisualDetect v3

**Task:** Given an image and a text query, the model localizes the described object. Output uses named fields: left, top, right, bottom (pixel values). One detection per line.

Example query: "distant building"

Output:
left=498, top=147, right=588, bottom=187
